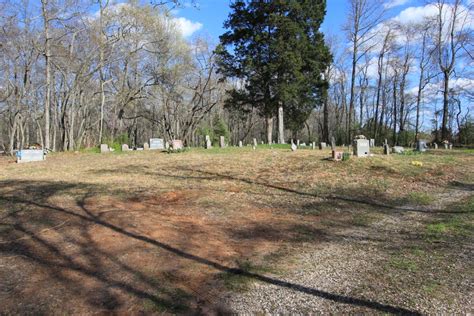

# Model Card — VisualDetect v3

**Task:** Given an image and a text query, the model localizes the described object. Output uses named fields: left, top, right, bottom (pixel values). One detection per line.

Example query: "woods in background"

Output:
left=0, top=0, right=473, bottom=154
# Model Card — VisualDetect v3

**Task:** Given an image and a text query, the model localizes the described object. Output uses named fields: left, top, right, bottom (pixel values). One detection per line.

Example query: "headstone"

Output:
left=353, top=138, right=370, bottom=157
left=100, top=144, right=109, bottom=153
left=392, top=146, right=404, bottom=154
left=253, top=138, right=258, bottom=147
left=149, top=138, right=164, bottom=150
left=297, top=139, right=300, bottom=147
left=171, top=140, right=184, bottom=150
left=332, top=150, right=343, bottom=161
left=319, top=142, right=327, bottom=150
left=143, top=143, right=150, bottom=150
left=136, top=148, right=144, bottom=151
left=416, top=140, right=428, bottom=152
left=370, top=139, right=375, bottom=147
left=434, top=143, right=438, bottom=149
left=261, top=141, right=264, bottom=145
left=312, top=142, right=316, bottom=150
left=16, top=149, right=45, bottom=163
left=444, top=143, right=448, bottom=150
left=331, top=137, right=336, bottom=150
left=205, top=135, right=212, bottom=149
left=165, top=142, right=170, bottom=150
left=220, top=136, right=225, bottom=148
left=291, top=143, right=297, bottom=151
left=301, top=143, right=306, bottom=147
left=121, top=144, right=129, bottom=152
left=239, top=141, right=243, bottom=148
left=449, top=144, right=453, bottom=150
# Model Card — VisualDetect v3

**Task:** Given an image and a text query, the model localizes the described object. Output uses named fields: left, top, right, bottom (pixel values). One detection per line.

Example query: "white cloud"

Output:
left=172, top=17, right=203, bottom=37
left=384, top=0, right=411, bottom=9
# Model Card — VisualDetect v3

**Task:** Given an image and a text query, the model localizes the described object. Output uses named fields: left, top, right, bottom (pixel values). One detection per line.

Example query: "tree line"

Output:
left=0, top=0, right=472, bottom=154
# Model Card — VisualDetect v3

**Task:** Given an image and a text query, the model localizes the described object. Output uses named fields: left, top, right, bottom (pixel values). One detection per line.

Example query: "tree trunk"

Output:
left=42, top=0, right=51, bottom=150
left=278, top=104, right=285, bottom=144
left=441, top=71, right=450, bottom=141
left=266, top=115, right=273, bottom=144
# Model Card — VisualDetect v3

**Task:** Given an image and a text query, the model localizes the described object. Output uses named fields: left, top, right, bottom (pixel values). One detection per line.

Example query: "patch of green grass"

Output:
left=142, top=288, right=191, bottom=313
left=217, top=259, right=273, bottom=292
left=422, top=280, right=441, bottom=295
left=352, top=213, right=375, bottom=227
left=389, top=256, right=419, bottom=272
left=406, top=192, right=434, bottom=205
left=425, top=196, right=474, bottom=240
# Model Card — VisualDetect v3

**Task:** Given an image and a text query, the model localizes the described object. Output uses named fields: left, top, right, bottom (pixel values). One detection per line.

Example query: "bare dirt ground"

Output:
left=0, top=147, right=473, bottom=314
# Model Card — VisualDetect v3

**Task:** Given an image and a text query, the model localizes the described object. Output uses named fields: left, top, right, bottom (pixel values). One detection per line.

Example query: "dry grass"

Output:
left=0, top=147, right=472, bottom=313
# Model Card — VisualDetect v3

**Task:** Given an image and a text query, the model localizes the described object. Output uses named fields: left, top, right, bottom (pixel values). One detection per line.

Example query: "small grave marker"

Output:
left=121, top=144, right=129, bottom=152
left=100, top=144, right=109, bottom=153
left=291, top=143, right=297, bottom=151
left=220, top=136, right=225, bottom=148
left=16, top=149, right=45, bottom=163
left=253, top=138, right=258, bottom=147
left=319, top=142, right=327, bottom=150
left=171, top=140, right=184, bottom=150
left=205, top=135, right=212, bottom=149
left=144, top=143, right=150, bottom=150
left=239, top=141, right=243, bottom=148
left=392, top=146, right=404, bottom=154
left=353, top=137, right=370, bottom=157
left=149, top=138, right=164, bottom=150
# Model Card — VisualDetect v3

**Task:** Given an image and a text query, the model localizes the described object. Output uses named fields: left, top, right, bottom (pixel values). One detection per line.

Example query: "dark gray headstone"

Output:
left=416, top=140, right=428, bottom=152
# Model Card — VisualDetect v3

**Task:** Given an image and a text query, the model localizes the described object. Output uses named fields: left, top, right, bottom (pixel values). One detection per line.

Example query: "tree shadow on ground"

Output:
left=0, top=179, right=421, bottom=314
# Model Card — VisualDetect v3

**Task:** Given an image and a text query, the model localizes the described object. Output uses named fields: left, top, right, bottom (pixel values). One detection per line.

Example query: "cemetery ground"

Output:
left=0, top=147, right=473, bottom=314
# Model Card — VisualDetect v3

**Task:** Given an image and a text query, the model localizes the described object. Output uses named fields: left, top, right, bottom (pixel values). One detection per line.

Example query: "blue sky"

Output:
left=173, top=0, right=416, bottom=41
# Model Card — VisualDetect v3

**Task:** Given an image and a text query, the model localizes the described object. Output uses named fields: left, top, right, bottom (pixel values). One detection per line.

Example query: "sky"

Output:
left=171, top=0, right=420, bottom=41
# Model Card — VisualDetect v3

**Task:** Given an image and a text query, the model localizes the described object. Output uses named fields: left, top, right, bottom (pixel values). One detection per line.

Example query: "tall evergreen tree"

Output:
left=216, top=0, right=331, bottom=143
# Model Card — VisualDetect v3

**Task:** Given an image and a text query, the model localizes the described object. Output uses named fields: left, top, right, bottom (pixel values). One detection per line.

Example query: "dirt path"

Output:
left=224, top=187, right=473, bottom=314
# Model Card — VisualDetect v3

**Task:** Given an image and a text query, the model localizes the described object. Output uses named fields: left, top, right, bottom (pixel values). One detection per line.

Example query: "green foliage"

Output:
left=217, top=0, right=332, bottom=129
left=212, top=115, right=230, bottom=145
left=458, top=119, right=474, bottom=145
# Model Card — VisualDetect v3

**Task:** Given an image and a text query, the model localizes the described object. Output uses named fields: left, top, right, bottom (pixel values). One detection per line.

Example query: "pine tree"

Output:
left=216, top=0, right=331, bottom=142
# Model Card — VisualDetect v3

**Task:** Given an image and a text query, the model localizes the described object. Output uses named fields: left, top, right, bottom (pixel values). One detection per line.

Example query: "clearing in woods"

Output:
left=0, top=147, right=473, bottom=314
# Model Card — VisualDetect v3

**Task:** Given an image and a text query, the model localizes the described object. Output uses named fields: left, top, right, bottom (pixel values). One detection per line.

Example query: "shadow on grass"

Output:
left=0, top=179, right=420, bottom=315
left=91, top=165, right=468, bottom=214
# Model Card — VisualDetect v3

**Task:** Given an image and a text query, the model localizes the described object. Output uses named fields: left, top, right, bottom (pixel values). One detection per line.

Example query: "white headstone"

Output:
left=319, top=142, right=327, bottom=150
left=220, top=136, right=225, bottom=148
left=291, top=143, right=297, bottom=151
left=434, top=143, right=438, bottom=149
left=239, top=141, right=243, bottom=148
left=205, top=135, right=212, bottom=149
left=353, top=139, right=370, bottom=157
left=121, top=144, right=129, bottom=152
left=100, top=144, right=109, bottom=153
left=16, top=150, right=45, bottom=163
left=149, top=138, right=164, bottom=150
left=253, top=138, right=258, bottom=147
left=392, top=146, right=404, bottom=154
left=143, top=143, right=150, bottom=150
